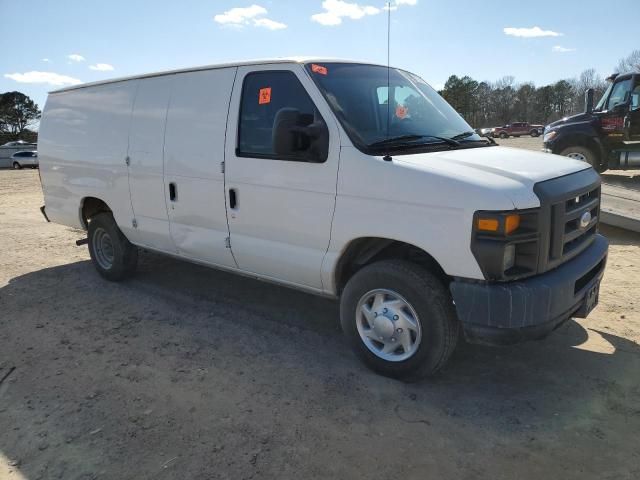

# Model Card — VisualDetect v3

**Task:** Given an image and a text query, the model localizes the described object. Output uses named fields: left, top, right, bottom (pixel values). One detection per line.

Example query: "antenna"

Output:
left=383, top=1, right=392, bottom=161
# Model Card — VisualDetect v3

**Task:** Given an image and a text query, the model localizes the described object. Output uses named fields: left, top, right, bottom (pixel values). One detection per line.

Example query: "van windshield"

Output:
left=305, top=62, right=484, bottom=153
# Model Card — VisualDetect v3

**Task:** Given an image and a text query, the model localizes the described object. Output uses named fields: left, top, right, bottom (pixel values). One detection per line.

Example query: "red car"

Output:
left=493, top=122, right=544, bottom=138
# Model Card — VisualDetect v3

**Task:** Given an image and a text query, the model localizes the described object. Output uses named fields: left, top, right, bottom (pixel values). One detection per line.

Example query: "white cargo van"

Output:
left=38, top=59, right=608, bottom=380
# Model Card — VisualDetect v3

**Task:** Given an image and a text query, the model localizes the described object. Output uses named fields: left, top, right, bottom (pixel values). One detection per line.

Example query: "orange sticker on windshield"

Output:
left=258, top=87, right=272, bottom=104
left=311, top=64, right=328, bottom=75
left=395, top=104, right=408, bottom=119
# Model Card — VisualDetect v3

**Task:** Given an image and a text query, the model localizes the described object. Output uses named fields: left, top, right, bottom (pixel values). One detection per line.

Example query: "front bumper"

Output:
left=450, top=234, right=608, bottom=345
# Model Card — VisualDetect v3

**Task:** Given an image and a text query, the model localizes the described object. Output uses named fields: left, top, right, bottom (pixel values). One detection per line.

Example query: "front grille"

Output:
left=549, top=185, right=600, bottom=263
left=533, top=168, right=601, bottom=273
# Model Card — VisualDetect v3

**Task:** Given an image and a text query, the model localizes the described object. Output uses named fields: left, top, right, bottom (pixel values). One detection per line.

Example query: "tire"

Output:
left=559, top=146, right=605, bottom=173
left=87, top=212, right=138, bottom=281
left=12, top=162, right=22, bottom=169
left=340, top=260, right=459, bottom=381
left=530, top=129, right=539, bottom=137
left=499, top=132, right=508, bottom=139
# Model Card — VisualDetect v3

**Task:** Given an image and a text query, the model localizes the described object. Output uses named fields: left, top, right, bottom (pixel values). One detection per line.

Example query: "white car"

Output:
left=37, top=59, right=608, bottom=380
left=0, top=140, right=37, bottom=168
left=10, top=150, right=38, bottom=169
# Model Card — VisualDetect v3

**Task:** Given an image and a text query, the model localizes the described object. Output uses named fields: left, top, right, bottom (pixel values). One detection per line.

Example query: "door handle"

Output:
left=229, top=188, right=237, bottom=209
left=169, top=182, right=177, bottom=202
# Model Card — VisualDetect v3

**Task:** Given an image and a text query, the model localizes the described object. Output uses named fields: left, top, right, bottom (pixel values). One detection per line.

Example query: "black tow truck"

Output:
left=543, top=72, right=640, bottom=172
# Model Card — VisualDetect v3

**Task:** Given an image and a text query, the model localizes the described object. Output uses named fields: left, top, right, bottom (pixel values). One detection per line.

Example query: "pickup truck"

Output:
left=493, top=122, right=545, bottom=139
left=37, top=58, right=608, bottom=380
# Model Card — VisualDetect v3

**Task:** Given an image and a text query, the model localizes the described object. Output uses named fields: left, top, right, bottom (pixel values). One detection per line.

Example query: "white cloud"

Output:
left=4, top=71, right=82, bottom=87
left=89, top=63, right=115, bottom=71
left=503, top=26, right=562, bottom=38
left=253, top=18, right=287, bottom=30
left=552, top=45, right=575, bottom=53
left=42, top=58, right=51, bottom=63
left=214, top=5, right=266, bottom=24
left=213, top=4, right=286, bottom=29
left=312, top=0, right=382, bottom=26
left=67, top=54, right=85, bottom=62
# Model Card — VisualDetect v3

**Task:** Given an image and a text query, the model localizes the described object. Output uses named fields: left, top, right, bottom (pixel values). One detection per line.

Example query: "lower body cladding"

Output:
left=450, top=234, right=608, bottom=345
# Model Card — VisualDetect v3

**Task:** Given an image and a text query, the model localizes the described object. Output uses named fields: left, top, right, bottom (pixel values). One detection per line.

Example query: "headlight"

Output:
left=477, top=212, right=521, bottom=235
left=471, top=209, right=540, bottom=281
left=543, top=130, right=557, bottom=143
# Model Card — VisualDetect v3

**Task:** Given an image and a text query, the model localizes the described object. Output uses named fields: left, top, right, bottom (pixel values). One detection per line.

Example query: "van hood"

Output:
left=393, top=145, right=591, bottom=209
left=396, top=145, right=589, bottom=183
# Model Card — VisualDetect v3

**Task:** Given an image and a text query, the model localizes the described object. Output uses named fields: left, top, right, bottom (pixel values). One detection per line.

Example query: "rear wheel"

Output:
left=530, top=129, right=539, bottom=137
left=88, top=212, right=138, bottom=281
left=12, top=162, right=22, bottom=169
left=559, top=146, right=604, bottom=173
left=340, top=260, right=459, bottom=381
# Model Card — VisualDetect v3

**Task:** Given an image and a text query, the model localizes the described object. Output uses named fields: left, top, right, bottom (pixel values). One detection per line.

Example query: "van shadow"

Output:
left=1, top=251, right=640, bottom=478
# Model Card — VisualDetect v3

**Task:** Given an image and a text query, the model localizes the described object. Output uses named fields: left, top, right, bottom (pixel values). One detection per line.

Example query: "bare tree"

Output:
left=615, top=50, right=640, bottom=73
left=570, top=68, right=607, bottom=112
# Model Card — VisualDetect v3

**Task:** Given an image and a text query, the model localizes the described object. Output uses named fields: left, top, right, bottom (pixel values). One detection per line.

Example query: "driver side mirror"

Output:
left=584, top=88, right=594, bottom=114
left=272, top=108, right=329, bottom=162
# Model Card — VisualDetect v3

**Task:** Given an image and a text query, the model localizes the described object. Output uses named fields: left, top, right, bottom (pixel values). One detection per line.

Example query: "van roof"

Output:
left=50, top=57, right=387, bottom=94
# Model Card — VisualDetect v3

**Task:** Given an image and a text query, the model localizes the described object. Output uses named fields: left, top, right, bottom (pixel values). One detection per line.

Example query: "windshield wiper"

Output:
left=450, top=130, right=477, bottom=141
left=368, top=134, right=460, bottom=148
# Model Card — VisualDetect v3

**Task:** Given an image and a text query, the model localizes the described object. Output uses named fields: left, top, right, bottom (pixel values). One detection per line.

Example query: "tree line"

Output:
left=439, top=49, right=640, bottom=129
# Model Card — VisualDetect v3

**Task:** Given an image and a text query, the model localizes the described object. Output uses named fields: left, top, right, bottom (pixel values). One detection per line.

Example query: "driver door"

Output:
left=600, top=77, right=633, bottom=143
left=224, top=64, right=341, bottom=291
left=627, top=77, right=640, bottom=141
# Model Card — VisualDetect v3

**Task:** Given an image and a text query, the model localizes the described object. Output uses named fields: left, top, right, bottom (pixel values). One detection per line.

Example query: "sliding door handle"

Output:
left=229, top=188, right=237, bottom=209
left=169, top=182, right=177, bottom=201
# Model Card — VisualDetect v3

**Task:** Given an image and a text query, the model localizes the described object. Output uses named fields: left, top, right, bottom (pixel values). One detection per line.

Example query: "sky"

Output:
left=0, top=0, right=636, bottom=114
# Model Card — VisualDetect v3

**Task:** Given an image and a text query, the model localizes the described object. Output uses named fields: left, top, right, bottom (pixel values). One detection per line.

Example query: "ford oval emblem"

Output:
left=579, top=210, right=592, bottom=229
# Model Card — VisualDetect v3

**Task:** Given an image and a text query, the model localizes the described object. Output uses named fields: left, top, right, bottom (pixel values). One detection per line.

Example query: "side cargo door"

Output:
left=163, top=68, right=238, bottom=268
left=224, top=64, right=341, bottom=290
left=125, top=76, right=175, bottom=252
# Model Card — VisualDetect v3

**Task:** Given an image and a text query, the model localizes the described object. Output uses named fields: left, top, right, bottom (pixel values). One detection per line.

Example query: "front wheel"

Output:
left=559, top=146, right=605, bottom=173
left=499, top=132, right=508, bottom=139
left=530, top=129, right=540, bottom=137
left=340, top=260, right=459, bottom=381
left=12, top=162, right=22, bottom=169
left=88, top=212, right=138, bottom=281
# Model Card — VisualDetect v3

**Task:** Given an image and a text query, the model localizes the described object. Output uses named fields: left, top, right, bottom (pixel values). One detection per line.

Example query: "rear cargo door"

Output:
left=125, top=76, right=175, bottom=252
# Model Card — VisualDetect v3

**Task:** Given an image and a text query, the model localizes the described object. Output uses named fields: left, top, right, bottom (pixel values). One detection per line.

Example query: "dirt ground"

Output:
left=1, top=169, right=639, bottom=480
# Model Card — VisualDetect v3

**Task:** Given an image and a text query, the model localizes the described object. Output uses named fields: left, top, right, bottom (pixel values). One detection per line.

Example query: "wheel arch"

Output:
left=554, top=132, right=605, bottom=165
left=333, top=237, right=449, bottom=295
left=79, top=196, right=112, bottom=229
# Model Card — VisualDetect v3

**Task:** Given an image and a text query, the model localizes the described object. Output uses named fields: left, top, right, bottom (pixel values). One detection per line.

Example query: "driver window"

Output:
left=606, top=79, right=632, bottom=110
left=238, top=70, right=326, bottom=162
